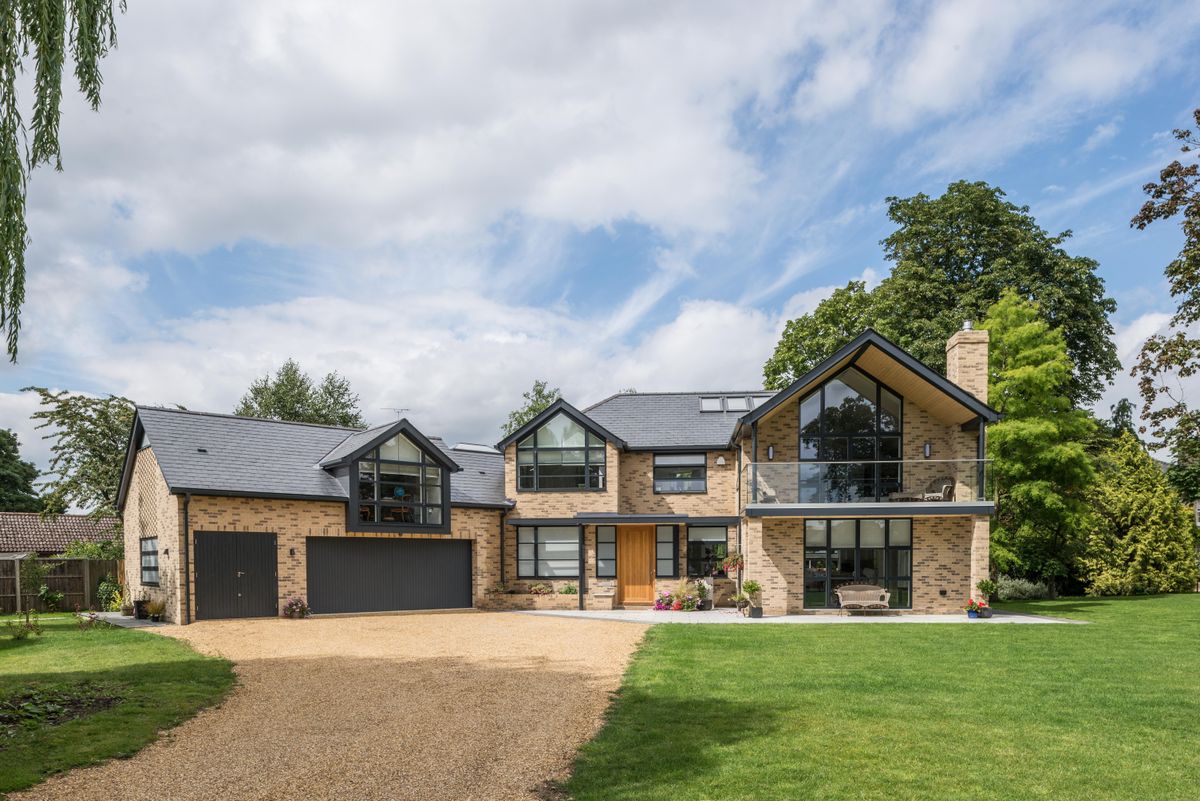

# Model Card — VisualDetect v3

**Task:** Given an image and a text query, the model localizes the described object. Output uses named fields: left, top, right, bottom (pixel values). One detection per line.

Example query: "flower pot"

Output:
left=748, top=606, right=763, bottom=618
left=967, top=610, right=979, bottom=619
left=134, top=600, right=148, bottom=620
left=697, top=599, right=710, bottom=611
left=150, top=614, right=162, bottom=622
left=979, top=607, right=993, bottom=619
left=120, top=605, right=134, bottom=617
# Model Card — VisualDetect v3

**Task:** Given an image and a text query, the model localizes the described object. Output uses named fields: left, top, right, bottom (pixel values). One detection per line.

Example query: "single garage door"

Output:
left=306, top=537, right=472, bottom=614
left=194, top=531, right=278, bottom=620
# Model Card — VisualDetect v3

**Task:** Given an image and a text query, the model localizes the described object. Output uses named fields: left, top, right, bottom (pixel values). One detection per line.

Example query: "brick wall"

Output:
left=184, top=496, right=501, bottom=622
left=121, top=448, right=183, bottom=621
left=617, top=450, right=737, bottom=516
left=745, top=514, right=981, bottom=615
left=503, top=441, right=620, bottom=518
left=945, top=328, right=989, bottom=403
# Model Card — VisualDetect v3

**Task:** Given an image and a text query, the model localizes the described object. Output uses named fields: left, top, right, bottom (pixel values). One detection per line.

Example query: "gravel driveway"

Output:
left=15, top=612, right=647, bottom=801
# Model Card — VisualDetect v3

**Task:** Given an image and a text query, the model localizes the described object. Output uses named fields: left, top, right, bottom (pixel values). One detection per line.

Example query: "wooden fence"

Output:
left=0, top=557, right=121, bottom=614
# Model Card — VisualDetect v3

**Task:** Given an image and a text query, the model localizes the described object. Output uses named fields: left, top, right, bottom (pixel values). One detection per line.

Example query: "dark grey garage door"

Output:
left=306, top=537, right=472, bottom=614
left=194, top=531, right=278, bottom=620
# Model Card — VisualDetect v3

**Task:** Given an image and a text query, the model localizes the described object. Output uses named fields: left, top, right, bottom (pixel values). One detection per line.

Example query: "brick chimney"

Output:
left=945, top=321, right=989, bottom=403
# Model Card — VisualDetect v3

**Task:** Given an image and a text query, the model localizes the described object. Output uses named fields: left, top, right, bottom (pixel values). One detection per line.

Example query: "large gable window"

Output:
left=798, top=366, right=902, bottom=503
left=355, top=433, right=445, bottom=527
left=516, top=412, right=606, bottom=491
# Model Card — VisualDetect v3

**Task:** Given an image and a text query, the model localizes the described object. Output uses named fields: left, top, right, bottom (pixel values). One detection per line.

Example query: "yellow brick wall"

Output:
left=945, top=328, right=989, bottom=403
left=121, top=448, right=184, bottom=621
left=183, top=496, right=501, bottom=622
left=745, top=515, right=980, bottom=614
left=617, top=450, right=737, bottom=516
left=503, top=441, right=620, bottom=518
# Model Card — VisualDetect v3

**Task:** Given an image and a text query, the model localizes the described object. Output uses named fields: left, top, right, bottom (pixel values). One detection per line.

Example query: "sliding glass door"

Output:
left=803, top=518, right=912, bottom=609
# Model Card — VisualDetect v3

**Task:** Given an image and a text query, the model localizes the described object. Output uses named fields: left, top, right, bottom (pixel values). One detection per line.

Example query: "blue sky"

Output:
left=2, top=0, right=1199, bottom=473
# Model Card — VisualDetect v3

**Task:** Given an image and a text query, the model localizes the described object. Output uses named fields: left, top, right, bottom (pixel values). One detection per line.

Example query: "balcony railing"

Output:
left=743, top=459, right=992, bottom=507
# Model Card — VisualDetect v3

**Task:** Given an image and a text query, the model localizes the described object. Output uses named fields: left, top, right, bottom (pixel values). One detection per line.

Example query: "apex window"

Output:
left=517, top=412, right=606, bottom=491
left=354, top=433, right=446, bottom=528
left=653, top=453, right=707, bottom=493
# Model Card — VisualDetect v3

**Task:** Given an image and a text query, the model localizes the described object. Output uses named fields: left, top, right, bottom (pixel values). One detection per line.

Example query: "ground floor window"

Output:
left=655, top=525, right=678, bottom=578
left=686, top=526, right=728, bottom=577
left=518, top=526, right=581, bottom=578
left=803, top=519, right=911, bottom=609
left=140, top=537, right=160, bottom=586
left=596, top=526, right=617, bottom=578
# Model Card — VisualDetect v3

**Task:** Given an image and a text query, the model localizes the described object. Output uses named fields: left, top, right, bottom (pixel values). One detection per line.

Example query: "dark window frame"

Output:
left=653, top=453, right=708, bottom=494
left=516, top=412, right=607, bottom=493
left=802, top=518, right=912, bottom=610
left=798, top=365, right=904, bottom=503
left=686, top=525, right=728, bottom=577
left=655, top=525, right=679, bottom=578
left=596, top=525, right=617, bottom=578
left=517, top=525, right=582, bottom=579
left=348, top=436, right=451, bottom=535
left=140, top=536, right=160, bottom=587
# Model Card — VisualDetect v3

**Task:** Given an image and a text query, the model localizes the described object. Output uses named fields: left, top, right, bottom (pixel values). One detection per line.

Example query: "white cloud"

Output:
left=1082, top=118, right=1122, bottom=152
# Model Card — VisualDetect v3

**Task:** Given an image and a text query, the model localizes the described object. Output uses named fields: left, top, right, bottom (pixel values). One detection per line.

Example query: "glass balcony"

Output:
left=743, top=460, right=992, bottom=507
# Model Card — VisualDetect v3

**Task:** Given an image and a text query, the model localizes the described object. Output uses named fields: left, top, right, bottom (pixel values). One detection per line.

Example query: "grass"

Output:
left=0, top=614, right=234, bottom=794
left=566, top=594, right=1200, bottom=801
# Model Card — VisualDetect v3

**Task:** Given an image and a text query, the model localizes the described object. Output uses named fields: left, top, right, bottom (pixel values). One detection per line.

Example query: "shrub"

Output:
left=976, top=578, right=997, bottom=599
left=558, top=582, right=578, bottom=595
left=96, top=574, right=121, bottom=611
left=742, top=580, right=763, bottom=605
left=5, top=613, right=43, bottom=640
left=38, top=584, right=64, bottom=612
left=995, top=574, right=1051, bottom=600
left=653, top=591, right=674, bottom=611
left=281, top=596, right=310, bottom=618
left=528, top=582, right=552, bottom=595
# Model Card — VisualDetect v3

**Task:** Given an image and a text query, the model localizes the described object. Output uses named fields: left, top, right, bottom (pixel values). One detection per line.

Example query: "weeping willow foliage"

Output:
left=0, top=0, right=123, bottom=361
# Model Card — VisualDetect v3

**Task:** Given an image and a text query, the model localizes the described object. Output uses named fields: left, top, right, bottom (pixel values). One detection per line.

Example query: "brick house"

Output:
left=117, top=326, right=996, bottom=622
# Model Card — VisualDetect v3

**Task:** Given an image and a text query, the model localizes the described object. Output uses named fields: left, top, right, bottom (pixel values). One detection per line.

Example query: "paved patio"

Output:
left=92, top=611, right=168, bottom=629
left=517, top=607, right=1086, bottom=624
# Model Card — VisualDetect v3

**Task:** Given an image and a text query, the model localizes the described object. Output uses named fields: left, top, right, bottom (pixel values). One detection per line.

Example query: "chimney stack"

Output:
left=945, top=322, right=989, bottom=402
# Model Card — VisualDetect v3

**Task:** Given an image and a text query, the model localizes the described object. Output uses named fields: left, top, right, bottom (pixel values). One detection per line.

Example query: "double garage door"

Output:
left=193, top=531, right=471, bottom=619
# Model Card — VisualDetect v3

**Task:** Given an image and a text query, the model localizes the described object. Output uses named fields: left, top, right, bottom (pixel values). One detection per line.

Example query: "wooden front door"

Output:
left=618, top=526, right=655, bottom=605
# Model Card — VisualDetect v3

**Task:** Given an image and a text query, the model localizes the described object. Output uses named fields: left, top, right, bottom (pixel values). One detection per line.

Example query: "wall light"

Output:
left=767, top=445, right=775, bottom=461
left=715, top=455, right=726, bottom=466
left=289, top=548, right=296, bottom=557
left=923, top=442, right=932, bottom=459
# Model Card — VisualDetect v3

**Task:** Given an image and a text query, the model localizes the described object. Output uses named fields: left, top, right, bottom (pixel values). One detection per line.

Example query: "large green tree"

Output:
left=984, top=291, right=1096, bottom=590
left=235, top=359, right=367, bottom=428
left=0, top=428, right=42, bottom=511
left=1080, top=431, right=1199, bottom=596
left=1, top=1, right=125, bottom=362
left=501, top=379, right=560, bottom=437
left=765, top=181, right=1119, bottom=406
left=1130, top=108, right=1200, bottom=502
left=24, top=387, right=134, bottom=517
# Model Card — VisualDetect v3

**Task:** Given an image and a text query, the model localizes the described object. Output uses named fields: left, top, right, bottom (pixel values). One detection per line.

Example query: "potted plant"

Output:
left=145, top=599, right=166, bottom=622
left=964, top=598, right=988, bottom=619
left=281, top=596, right=310, bottom=619
left=721, top=552, right=745, bottom=576
left=742, top=580, right=763, bottom=618
left=976, top=578, right=997, bottom=604
left=119, top=589, right=134, bottom=617
left=654, top=590, right=675, bottom=610
left=694, top=579, right=711, bottom=611
left=134, top=597, right=149, bottom=620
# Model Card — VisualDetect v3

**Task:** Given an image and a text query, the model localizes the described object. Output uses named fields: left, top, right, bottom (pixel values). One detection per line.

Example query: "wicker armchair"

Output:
left=835, top=584, right=891, bottom=610
left=923, top=476, right=956, bottom=502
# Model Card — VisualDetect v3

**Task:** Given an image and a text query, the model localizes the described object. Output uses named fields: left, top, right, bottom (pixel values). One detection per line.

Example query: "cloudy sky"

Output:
left=2, top=0, right=1199, bottom=474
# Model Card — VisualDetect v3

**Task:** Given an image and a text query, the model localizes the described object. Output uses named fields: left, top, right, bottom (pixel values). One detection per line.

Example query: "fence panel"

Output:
left=0, top=558, right=120, bottom=614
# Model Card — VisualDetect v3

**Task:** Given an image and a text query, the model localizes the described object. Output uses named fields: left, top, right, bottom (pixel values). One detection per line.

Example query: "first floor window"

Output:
left=596, top=526, right=617, bottom=578
left=355, top=433, right=446, bottom=527
left=653, top=453, right=707, bottom=493
left=686, top=526, right=728, bottom=577
left=655, top=525, right=677, bottom=578
left=516, top=412, right=606, bottom=491
left=518, top=526, right=581, bottom=578
left=140, top=537, right=159, bottom=586
left=803, top=519, right=911, bottom=609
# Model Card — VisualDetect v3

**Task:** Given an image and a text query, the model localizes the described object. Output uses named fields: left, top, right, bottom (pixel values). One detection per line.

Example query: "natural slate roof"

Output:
left=317, top=422, right=397, bottom=467
left=137, top=407, right=353, bottom=500
left=584, top=391, right=766, bottom=449
left=0, top=512, right=119, bottom=554
left=130, top=407, right=508, bottom=508
left=436, top=442, right=505, bottom=507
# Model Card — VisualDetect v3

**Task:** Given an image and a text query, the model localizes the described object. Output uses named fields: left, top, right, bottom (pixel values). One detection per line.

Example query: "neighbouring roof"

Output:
left=0, top=512, right=119, bottom=554
left=584, top=391, right=767, bottom=450
left=119, top=407, right=507, bottom=510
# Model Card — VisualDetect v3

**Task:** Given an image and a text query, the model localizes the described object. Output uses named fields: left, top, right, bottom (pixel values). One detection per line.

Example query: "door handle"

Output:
left=236, top=571, right=245, bottom=578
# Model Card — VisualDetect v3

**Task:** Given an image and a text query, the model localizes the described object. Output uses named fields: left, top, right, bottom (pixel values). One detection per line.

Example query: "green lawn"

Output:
left=567, top=595, right=1200, bottom=801
left=0, top=615, right=234, bottom=794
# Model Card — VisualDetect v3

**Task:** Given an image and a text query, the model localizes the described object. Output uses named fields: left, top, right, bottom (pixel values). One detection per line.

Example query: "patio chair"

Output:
left=834, top=584, right=890, bottom=611
left=922, top=476, right=955, bottom=502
